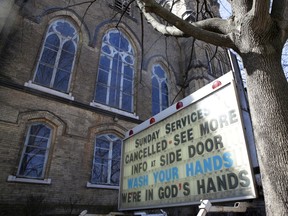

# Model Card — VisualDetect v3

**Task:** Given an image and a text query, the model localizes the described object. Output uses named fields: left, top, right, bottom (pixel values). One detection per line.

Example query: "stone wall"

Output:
left=0, top=0, right=233, bottom=215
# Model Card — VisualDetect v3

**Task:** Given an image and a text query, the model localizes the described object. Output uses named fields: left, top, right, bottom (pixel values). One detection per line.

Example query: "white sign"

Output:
left=119, top=73, right=257, bottom=210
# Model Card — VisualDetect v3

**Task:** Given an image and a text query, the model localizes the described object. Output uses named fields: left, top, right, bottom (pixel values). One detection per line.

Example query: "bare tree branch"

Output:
left=193, top=18, right=232, bottom=35
left=137, top=0, right=185, bottom=36
left=137, top=0, right=237, bottom=49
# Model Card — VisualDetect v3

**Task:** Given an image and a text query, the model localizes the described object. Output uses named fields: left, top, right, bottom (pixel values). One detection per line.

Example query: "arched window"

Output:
left=216, top=52, right=229, bottom=76
left=94, top=29, right=135, bottom=113
left=205, top=47, right=229, bottom=78
left=152, top=64, right=169, bottom=115
left=34, top=19, right=78, bottom=93
left=17, top=123, right=52, bottom=179
left=205, top=48, right=214, bottom=75
left=91, top=134, right=122, bottom=186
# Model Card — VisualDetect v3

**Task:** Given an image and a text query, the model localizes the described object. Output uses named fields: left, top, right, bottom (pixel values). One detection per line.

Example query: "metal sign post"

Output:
left=197, top=200, right=251, bottom=216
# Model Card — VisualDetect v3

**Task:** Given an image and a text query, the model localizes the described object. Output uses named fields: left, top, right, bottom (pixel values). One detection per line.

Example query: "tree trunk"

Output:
left=243, top=52, right=288, bottom=216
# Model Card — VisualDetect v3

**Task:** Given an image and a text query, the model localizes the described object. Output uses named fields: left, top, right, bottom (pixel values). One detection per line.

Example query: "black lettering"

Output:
left=188, top=145, right=195, bottom=158
left=219, top=114, right=229, bottom=128
left=214, top=135, right=224, bottom=149
left=160, top=155, right=165, bottom=167
left=135, top=139, right=140, bottom=148
left=174, top=134, right=180, bottom=145
left=188, top=135, right=224, bottom=158
left=132, top=162, right=148, bottom=174
left=122, top=193, right=127, bottom=203
left=207, top=177, right=217, bottom=193
left=197, top=179, right=206, bottom=194
left=205, top=138, right=214, bottom=152
left=200, top=122, right=210, bottom=136
left=209, top=119, right=218, bottom=131
left=191, top=112, right=197, bottom=122
left=160, top=149, right=182, bottom=166
left=123, top=191, right=141, bottom=203
left=228, top=172, right=238, bottom=189
left=125, top=155, right=130, bottom=164
left=158, top=187, right=164, bottom=199
left=138, top=150, right=142, bottom=160
left=176, top=149, right=182, bottom=162
left=171, top=122, right=176, bottom=132
left=229, top=109, right=238, bottom=124
left=158, top=185, right=178, bottom=199
left=161, top=139, right=168, bottom=150
left=183, top=182, right=190, bottom=196
left=165, top=123, right=171, bottom=134
left=197, top=109, right=204, bottom=119
left=180, top=130, right=186, bottom=143
left=133, top=191, right=141, bottom=202
left=176, top=120, right=182, bottom=130
left=175, top=128, right=194, bottom=145
left=217, top=175, right=227, bottom=191
left=145, top=189, right=153, bottom=201
left=171, top=185, right=178, bottom=198
left=187, top=128, right=194, bottom=142
left=196, top=141, right=205, bottom=155
left=239, top=170, right=250, bottom=187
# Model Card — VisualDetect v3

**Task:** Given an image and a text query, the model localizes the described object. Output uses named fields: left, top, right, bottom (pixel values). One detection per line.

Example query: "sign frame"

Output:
left=118, top=72, right=257, bottom=211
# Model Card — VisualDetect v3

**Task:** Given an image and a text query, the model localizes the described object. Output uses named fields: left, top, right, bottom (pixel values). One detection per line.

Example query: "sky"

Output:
left=218, top=0, right=231, bottom=19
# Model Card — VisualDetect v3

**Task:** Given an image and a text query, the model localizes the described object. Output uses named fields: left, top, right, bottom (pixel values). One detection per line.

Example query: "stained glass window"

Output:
left=34, top=20, right=78, bottom=93
left=17, top=123, right=52, bottom=179
left=95, top=29, right=134, bottom=112
left=91, top=134, right=122, bottom=185
left=152, top=64, right=169, bottom=115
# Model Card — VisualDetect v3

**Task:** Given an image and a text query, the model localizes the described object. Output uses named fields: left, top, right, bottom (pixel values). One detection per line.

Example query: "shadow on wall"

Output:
left=0, top=194, right=118, bottom=216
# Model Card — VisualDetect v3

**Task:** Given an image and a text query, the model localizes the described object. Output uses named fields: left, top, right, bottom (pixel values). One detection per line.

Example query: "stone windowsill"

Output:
left=86, top=182, right=119, bottom=190
left=25, top=81, right=74, bottom=100
left=7, top=175, right=52, bottom=185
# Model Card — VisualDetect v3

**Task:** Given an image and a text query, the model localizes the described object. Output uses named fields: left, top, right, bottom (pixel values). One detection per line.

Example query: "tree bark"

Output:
left=243, top=52, right=288, bottom=216
left=136, top=1, right=288, bottom=214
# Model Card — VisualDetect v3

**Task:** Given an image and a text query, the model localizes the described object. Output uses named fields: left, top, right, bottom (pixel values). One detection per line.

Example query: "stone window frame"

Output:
left=86, top=124, right=126, bottom=190
left=216, top=51, right=230, bottom=77
left=205, top=46, right=214, bottom=76
left=16, top=123, right=53, bottom=179
left=89, top=133, right=122, bottom=188
left=7, top=111, right=65, bottom=185
left=151, top=63, right=169, bottom=115
left=25, top=18, right=79, bottom=100
left=205, top=45, right=229, bottom=78
left=91, top=27, right=139, bottom=119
